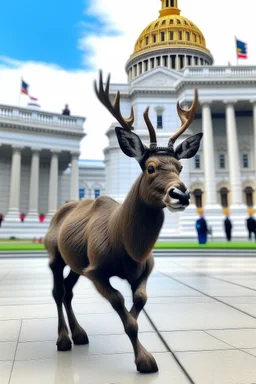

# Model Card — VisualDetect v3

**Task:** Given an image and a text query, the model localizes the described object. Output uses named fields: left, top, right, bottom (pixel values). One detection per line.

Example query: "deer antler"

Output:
left=94, top=70, right=134, bottom=131
left=143, top=107, right=157, bottom=149
left=168, top=89, right=198, bottom=146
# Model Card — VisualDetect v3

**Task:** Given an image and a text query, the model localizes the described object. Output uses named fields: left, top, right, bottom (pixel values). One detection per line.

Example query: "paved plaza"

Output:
left=1, top=255, right=256, bottom=383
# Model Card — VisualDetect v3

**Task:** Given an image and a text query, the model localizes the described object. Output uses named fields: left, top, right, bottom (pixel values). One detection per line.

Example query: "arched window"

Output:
left=220, top=187, right=229, bottom=208
left=193, top=189, right=203, bottom=208
left=245, top=186, right=254, bottom=207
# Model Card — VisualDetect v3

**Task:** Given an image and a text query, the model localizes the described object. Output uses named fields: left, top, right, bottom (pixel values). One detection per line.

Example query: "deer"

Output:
left=44, top=70, right=203, bottom=374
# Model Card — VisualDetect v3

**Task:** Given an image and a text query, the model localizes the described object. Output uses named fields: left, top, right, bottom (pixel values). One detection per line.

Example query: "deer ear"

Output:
left=115, top=127, right=146, bottom=160
left=174, top=132, right=203, bottom=160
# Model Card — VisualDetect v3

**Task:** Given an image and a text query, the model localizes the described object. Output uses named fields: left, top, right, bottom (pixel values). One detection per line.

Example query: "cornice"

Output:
left=0, top=121, right=85, bottom=139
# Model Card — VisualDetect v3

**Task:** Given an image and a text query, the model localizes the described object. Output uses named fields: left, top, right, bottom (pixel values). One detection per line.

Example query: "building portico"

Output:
left=0, top=104, right=85, bottom=237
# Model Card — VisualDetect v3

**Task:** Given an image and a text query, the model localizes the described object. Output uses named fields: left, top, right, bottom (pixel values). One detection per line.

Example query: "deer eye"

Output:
left=148, top=165, right=155, bottom=174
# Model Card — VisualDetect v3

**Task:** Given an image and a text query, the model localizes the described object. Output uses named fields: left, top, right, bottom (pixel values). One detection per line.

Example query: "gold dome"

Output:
left=131, top=0, right=211, bottom=58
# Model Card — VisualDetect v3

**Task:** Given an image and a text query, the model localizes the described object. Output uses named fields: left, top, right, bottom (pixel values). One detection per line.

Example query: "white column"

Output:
left=5, top=146, right=23, bottom=221
left=47, top=151, right=59, bottom=217
left=168, top=55, right=172, bottom=69
left=27, top=149, right=40, bottom=220
left=250, top=101, right=256, bottom=210
left=176, top=55, right=180, bottom=70
left=70, top=152, right=79, bottom=201
left=225, top=102, right=244, bottom=207
left=201, top=103, right=218, bottom=206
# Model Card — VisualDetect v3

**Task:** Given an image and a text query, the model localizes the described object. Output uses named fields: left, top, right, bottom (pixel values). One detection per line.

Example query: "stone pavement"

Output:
left=1, top=256, right=256, bottom=384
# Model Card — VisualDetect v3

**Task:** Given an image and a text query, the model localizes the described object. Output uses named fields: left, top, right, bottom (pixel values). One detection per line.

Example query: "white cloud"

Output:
left=0, top=0, right=255, bottom=160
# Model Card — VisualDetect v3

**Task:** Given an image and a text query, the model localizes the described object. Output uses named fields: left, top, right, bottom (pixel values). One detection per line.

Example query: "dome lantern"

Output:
left=160, top=0, right=180, bottom=16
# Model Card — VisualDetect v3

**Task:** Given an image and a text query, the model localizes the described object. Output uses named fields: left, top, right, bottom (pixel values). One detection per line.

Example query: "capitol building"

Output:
left=0, top=0, right=256, bottom=239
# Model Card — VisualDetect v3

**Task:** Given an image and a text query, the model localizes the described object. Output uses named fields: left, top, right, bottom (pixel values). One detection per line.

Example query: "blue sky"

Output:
left=0, top=0, right=119, bottom=70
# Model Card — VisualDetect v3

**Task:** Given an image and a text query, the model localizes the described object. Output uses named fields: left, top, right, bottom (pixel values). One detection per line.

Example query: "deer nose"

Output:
left=169, top=188, right=190, bottom=206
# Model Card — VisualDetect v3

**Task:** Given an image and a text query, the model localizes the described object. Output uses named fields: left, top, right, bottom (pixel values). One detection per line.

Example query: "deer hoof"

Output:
left=136, top=353, right=159, bottom=374
left=56, top=334, right=72, bottom=351
left=73, top=328, right=89, bottom=345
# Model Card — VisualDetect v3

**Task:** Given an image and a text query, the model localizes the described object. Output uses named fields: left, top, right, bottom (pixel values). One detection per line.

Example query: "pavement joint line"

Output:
left=8, top=319, right=22, bottom=384
left=201, top=273, right=256, bottom=294
left=159, top=271, right=256, bottom=323
left=142, top=308, right=196, bottom=384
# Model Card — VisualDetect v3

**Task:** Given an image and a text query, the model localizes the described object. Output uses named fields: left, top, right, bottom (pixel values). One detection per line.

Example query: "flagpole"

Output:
left=19, top=77, right=23, bottom=107
left=235, top=36, right=238, bottom=66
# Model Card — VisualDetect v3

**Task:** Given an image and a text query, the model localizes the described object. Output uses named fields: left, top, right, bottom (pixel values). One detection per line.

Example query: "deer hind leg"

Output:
left=49, top=255, right=72, bottom=351
left=63, top=270, right=89, bottom=345
left=129, top=257, right=154, bottom=320
left=84, top=266, right=158, bottom=374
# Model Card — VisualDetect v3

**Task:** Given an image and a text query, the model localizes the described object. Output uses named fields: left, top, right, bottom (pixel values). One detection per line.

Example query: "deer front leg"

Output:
left=130, top=257, right=154, bottom=319
left=84, top=267, right=158, bottom=374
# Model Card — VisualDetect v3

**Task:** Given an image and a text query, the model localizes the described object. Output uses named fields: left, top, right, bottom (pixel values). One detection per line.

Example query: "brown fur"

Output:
left=44, top=155, right=187, bottom=373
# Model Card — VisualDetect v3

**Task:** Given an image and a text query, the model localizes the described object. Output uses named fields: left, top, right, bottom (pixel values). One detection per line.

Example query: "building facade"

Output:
left=104, top=0, right=256, bottom=238
left=0, top=0, right=255, bottom=239
left=0, top=104, right=86, bottom=238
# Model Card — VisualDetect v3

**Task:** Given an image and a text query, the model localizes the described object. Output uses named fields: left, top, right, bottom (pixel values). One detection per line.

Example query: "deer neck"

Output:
left=114, top=175, right=165, bottom=263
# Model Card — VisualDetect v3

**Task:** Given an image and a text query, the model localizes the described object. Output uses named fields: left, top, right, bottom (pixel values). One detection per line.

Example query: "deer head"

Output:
left=94, top=71, right=203, bottom=212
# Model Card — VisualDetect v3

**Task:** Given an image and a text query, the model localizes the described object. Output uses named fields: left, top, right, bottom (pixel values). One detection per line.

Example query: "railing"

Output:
left=0, top=105, right=85, bottom=131
left=183, top=66, right=256, bottom=78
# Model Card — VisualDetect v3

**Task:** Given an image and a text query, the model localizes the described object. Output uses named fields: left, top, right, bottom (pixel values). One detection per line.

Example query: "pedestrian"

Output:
left=246, top=214, right=256, bottom=241
left=224, top=216, right=232, bottom=241
left=196, top=214, right=208, bottom=244
left=0, top=214, right=3, bottom=227
left=62, top=104, right=70, bottom=116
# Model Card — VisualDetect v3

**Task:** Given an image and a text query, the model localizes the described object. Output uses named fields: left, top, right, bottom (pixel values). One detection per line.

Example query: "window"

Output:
left=161, top=20, right=166, bottom=25
left=157, top=114, right=163, bottom=129
left=195, top=155, right=201, bottom=169
left=178, top=31, right=182, bottom=40
left=79, top=188, right=85, bottom=200
left=144, top=60, right=148, bottom=71
left=145, top=36, right=149, bottom=45
left=94, top=189, right=100, bottom=198
left=184, top=20, right=188, bottom=25
left=243, top=154, right=249, bottom=168
left=194, top=189, right=202, bottom=208
left=156, top=56, right=161, bottom=66
left=245, top=187, right=254, bottom=207
left=177, top=19, right=181, bottom=24
left=193, top=34, right=197, bottom=42
left=186, top=32, right=190, bottom=41
left=171, top=0, right=174, bottom=6
left=161, top=32, right=165, bottom=41
left=166, top=0, right=168, bottom=6
left=150, top=58, right=155, bottom=68
left=170, top=19, right=174, bottom=24
left=220, top=188, right=229, bottom=208
left=219, top=154, right=226, bottom=169
left=163, top=56, right=168, bottom=67
left=170, top=31, right=174, bottom=40
left=152, top=34, right=157, bottom=43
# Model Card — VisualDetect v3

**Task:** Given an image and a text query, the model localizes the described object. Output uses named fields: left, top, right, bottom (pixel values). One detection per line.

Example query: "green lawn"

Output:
left=0, top=243, right=45, bottom=251
left=0, top=241, right=255, bottom=252
left=155, top=242, right=256, bottom=249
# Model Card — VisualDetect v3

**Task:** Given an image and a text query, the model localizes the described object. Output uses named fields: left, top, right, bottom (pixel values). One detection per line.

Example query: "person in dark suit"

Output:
left=247, top=215, right=256, bottom=241
left=196, top=214, right=208, bottom=244
left=224, top=216, right=232, bottom=241
left=62, top=104, right=70, bottom=116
